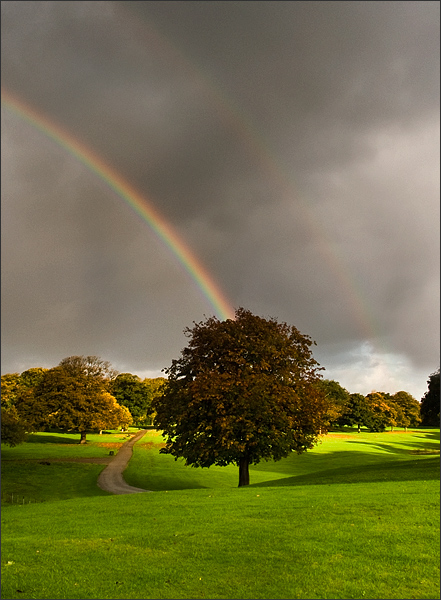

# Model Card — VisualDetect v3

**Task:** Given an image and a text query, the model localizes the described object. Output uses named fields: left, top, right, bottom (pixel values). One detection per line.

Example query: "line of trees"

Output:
left=1, top=356, right=165, bottom=446
left=317, top=379, right=423, bottom=432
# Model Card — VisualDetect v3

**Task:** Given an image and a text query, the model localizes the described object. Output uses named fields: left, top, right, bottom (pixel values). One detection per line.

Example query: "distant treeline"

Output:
left=319, top=371, right=439, bottom=431
left=1, top=357, right=439, bottom=448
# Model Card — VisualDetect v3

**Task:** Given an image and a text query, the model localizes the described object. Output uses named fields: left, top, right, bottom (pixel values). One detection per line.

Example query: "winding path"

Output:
left=97, top=429, right=152, bottom=495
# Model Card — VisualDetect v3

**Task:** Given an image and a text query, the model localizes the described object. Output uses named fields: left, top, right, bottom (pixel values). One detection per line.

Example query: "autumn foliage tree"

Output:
left=16, top=356, right=132, bottom=443
left=19, top=368, right=49, bottom=390
left=1, top=370, right=48, bottom=446
left=363, top=392, right=397, bottom=432
left=390, top=391, right=421, bottom=429
left=152, top=308, right=329, bottom=486
left=0, top=406, right=28, bottom=447
left=1, top=373, right=23, bottom=410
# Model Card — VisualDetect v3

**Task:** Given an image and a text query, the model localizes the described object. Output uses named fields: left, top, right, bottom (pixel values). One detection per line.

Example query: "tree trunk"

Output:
left=238, top=457, right=250, bottom=487
left=357, top=423, right=361, bottom=433
left=79, top=431, right=87, bottom=444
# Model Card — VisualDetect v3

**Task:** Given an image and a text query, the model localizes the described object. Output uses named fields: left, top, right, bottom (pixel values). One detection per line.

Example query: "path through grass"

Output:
left=0, top=431, right=129, bottom=504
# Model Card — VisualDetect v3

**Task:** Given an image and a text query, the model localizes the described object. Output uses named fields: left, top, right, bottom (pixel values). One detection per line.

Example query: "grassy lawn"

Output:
left=1, top=429, right=138, bottom=504
left=124, top=428, right=440, bottom=490
left=1, top=428, right=439, bottom=599
left=1, top=462, right=110, bottom=504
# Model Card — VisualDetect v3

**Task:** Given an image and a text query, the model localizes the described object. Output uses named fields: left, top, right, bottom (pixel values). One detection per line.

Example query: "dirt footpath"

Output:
left=97, top=429, right=152, bottom=495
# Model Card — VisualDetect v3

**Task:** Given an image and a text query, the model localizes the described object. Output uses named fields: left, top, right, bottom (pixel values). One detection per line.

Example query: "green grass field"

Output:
left=1, top=430, right=131, bottom=504
left=1, top=428, right=439, bottom=599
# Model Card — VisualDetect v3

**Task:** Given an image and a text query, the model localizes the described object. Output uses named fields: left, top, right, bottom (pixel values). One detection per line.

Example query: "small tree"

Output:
left=390, top=391, right=421, bottom=430
left=338, top=393, right=370, bottom=432
left=152, top=308, right=329, bottom=487
left=364, top=392, right=397, bottom=432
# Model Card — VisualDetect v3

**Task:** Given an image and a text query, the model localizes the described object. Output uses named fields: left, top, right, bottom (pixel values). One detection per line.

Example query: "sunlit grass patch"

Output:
left=124, top=428, right=440, bottom=491
left=1, top=429, right=140, bottom=504
left=1, top=429, right=142, bottom=461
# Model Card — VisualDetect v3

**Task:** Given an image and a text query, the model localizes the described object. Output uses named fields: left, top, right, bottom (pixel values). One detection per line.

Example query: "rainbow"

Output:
left=115, top=9, right=383, bottom=346
left=1, top=88, right=235, bottom=322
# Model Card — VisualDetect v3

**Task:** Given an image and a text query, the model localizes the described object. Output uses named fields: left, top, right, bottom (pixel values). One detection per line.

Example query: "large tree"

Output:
left=16, top=356, right=131, bottom=443
left=144, top=377, right=167, bottom=424
left=152, top=308, right=329, bottom=487
left=110, top=373, right=144, bottom=426
left=1, top=369, right=48, bottom=410
left=420, top=369, right=440, bottom=426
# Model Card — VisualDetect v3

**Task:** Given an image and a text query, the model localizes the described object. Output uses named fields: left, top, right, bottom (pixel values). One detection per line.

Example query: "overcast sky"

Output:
left=2, top=1, right=439, bottom=400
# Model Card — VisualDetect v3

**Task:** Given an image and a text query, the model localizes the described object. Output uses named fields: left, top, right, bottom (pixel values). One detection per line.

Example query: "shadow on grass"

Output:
left=144, top=477, right=208, bottom=491
left=251, top=455, right=440, bottom=488
left=416, top=429, right=441, bottom=438
left=345, top=437, right=440, bottom=455
left=26, top=433, right=81, bottom=444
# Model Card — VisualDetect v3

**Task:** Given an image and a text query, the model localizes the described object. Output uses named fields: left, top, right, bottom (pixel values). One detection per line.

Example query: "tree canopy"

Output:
left=1, top=370, right=48, bottom=445
left=316, top=379, right=350, bottom=427
left=58, top=355, right=118, bottom=380
left=19, top=368, right=49, bottom=389
left=420, top=369, right=440, bottom=426
left=339, top=393, right=373, bottom=432
left=1, top=373, right=23, bottom=410
left=362, top=392, right=397, bottom=432
left=152, top=308, right=329, bottom=486
left=0, top=406, right=28, bottom=447
left=390, top=391, right=421, bottom=429
left=110, top=374, right=165, bottom=426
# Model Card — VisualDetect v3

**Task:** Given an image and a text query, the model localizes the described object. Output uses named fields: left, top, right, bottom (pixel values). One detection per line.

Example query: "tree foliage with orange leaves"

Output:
left=0, top=406, right=28, bottom=447
left=152, top=308, right=329, bottom=486
left=16, top=356, right=132, bottom=443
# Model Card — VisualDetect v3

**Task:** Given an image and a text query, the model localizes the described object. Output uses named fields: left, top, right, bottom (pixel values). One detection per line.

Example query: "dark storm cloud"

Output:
left=1, top=1, right=439, bottom=398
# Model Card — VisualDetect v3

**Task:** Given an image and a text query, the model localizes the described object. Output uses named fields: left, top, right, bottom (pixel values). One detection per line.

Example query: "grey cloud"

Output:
left=1, top=1, right=439, bottom=400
